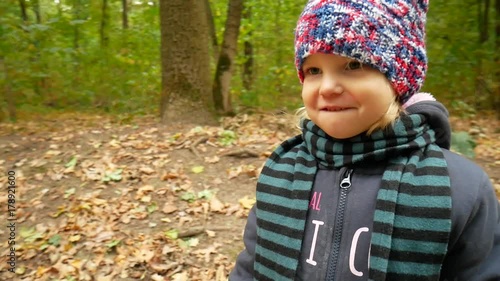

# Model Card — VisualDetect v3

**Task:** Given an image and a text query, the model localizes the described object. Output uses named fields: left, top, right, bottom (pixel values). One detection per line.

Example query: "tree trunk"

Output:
left=0, top=57, right=16, bottom=122
left=494, top=0, right=500, bottom=118
left=122, top=0, right=129, bottom=29
left=212, top=0, right=245, bottom=115
left=73, top=0, right=80, bottom=51
left=72, top=0, right=81, bottom=88
left=159, top=0, right=214, bottom=124
left=475, top=0, right=490, bottom=109
left=205, top=0, right=219, bottom=61
left=32, top=0, right=48, bottom=101
left=274, top=0, right=283, bottom=93
left=57, top=0, right=63, bottom=17
left=18, top=0, right=28, bottom=21
left=100, top=0, right=109, bottom=48
left=32, top=0, right=41, bottom=23
left=242, top=4, right=254, bottom=91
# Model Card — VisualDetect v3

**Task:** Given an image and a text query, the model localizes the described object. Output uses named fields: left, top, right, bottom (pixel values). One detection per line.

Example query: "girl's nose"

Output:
left=319, top=75, right=344, bottom=97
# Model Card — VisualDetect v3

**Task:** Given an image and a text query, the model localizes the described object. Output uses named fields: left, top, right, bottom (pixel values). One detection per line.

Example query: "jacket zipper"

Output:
left=326, top=168, right=353, bottom=281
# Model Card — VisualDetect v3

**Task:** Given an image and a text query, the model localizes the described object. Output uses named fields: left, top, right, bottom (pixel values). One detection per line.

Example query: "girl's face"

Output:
left=301, top=53, right=396, bottom=139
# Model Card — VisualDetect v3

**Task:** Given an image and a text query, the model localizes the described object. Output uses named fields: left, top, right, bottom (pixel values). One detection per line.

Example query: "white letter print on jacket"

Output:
left=305, top=192, right=371, bottom=277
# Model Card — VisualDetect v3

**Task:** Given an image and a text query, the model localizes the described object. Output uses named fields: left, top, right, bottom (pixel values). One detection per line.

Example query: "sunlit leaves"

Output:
left=106, top=239, right=121, bottom=249
left=180, top=192, right=196, bottom=203
left=165, top=229, right=179, bottom=240
left=48, top=234, right=62, bottom=247
left=65, top=156, right=78, bottom=168
left=101, top=169, right=122, bottom=182
left=191, top=166, right=205, bottom=174
left=20, top=227, right=44, bottom=243
left=218, top=130, right=237, bottom=146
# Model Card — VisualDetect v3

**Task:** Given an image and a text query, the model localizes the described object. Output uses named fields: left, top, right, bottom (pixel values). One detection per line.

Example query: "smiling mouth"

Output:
left=321, top=107, right=352, bottom=112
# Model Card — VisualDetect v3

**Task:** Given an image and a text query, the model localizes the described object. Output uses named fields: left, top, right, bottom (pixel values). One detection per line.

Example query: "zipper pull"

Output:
left=340, top=169, right=353, bottom=189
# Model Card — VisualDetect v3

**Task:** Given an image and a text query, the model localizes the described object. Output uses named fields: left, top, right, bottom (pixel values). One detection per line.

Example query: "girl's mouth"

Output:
left=321, top=106, right=351, bottom=112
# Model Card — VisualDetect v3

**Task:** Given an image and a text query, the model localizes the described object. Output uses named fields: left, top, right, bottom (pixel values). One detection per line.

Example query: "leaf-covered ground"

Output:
left=0, top=112, right=499, bottom=281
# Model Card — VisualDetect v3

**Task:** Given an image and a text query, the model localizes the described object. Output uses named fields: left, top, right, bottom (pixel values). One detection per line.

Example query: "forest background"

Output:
left=0, top=0, right=499, bottom=280
left=0, top=0, right=499, bottom=120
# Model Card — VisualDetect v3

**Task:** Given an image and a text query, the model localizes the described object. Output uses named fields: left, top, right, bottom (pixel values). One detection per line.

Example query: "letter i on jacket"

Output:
left=229, top=0, right=500, bottom=280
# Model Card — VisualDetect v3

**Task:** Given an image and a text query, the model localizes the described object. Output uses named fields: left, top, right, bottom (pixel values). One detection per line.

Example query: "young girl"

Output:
left=229, top=0, right=500, bottom=280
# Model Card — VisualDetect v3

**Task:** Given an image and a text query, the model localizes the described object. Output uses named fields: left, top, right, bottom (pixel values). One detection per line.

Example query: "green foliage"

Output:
left=1, top=0, right=497, bottom=117
left=425, top=0, right=497, bottom=110
left=218, top=129, right=237, bottom=146
left=102, top=169, right=122, bottom=182
left=451, top=131, right=476, bottom=159
left=48, top=234, right=62, bottom=247
left=180, top=192, right=196, bottom=203
left=1, top=0, right=160, bottom=116
left=106, top=239, right=121, bottom=249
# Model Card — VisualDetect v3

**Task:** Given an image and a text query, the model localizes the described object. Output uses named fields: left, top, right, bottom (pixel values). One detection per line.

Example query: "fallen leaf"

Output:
left=192, top=166, right=204, bottom=174
left=15, top=266, right=26, bottom=274
left=151, top=274, right=164, bottom=281
left=147, top=202, right=158, bottom=213
left=120, top=214, right=131, bottom=224
left=165, top=229, right=178, bottom=239
left=106, top=239, right=121, bottom=248
left=69, top=234, right=81, bottom=242
left=162, top=203, right=177, bottom=214
left=239, top=196, right=256, bottom=209
left=210, top=196, right=225, bottom=213
left=139, top=167, right=155, bottom=175
left=198, top=189, right=214, bottom=200
left=64, top=187, right=76, bottom=198
left=172, top=272, right=188, bottom=281
left=162, top=172, right=180, bottom=180
left=204, top=156, right=220, bottom=163
left=178, top=237, right=199, bottom=248
left=227, top=166, right=243, bottom=179
left=134, top=248, right=155, bottom=262
left=180, top=192, right=196, bottom=202
left=65, top=156, right=78, bottom=168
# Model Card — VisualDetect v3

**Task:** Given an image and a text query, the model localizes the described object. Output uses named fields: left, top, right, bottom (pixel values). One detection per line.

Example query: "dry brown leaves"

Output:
left=0, top=112, right=297, bottom=280
left=0, top=111, right=498, bottom=280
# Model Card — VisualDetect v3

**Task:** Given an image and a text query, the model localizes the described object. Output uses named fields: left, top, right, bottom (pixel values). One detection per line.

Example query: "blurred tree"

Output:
left=122, top=0, right=129, bottom=29
left=495, top=0, right=500, bottom=118
left=205, top=0, right=219, bottom=61
left=100, top=0, right=109, bottom=48
left=159, top=0, right=213, bottom=123
left=213, top=0, right=244, bottom=115
left=0, top=57, right=16, bottom=121
left=241, top=3, right=254, bottom=92
left=18, top=0, right=28, bottom=21
left=476, top=0, right=490, bottom=109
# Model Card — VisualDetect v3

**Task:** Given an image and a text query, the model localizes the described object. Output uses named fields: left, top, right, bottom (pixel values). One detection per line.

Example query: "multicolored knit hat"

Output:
left=295, top=0, right=429, bottom=103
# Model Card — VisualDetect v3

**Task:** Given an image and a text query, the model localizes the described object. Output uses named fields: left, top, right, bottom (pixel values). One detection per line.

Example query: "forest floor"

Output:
left=0, top=112, right=499, bottom=281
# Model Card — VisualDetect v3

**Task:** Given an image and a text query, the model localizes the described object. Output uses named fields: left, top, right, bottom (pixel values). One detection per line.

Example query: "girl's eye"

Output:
left=345, top=61, right=363, bottom=71
left=305, top=67, right=321, bottom=75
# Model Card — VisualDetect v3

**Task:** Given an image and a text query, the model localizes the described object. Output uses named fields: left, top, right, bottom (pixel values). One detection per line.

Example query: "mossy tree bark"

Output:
left=159, top=0, right=214, bottom=124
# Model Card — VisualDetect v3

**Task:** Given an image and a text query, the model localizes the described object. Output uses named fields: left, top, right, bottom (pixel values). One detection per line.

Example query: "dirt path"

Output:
left=0, top=112, right=498, bottom=280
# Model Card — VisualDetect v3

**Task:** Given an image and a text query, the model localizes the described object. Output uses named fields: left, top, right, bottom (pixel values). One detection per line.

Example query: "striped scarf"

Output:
left=254, top=114, right=451, bottom=281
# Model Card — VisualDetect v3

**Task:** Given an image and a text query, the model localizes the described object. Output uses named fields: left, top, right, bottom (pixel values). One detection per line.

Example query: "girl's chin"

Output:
left=315, top=123, right=366, bottom=139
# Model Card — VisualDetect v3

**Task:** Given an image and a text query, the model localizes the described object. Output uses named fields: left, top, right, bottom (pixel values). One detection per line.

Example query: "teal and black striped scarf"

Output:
left=254, top=114, right=451, bottom=281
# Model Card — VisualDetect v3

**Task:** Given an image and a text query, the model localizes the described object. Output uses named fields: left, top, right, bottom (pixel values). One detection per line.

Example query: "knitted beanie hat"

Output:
left=295, top=0, right=429, bottom=103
